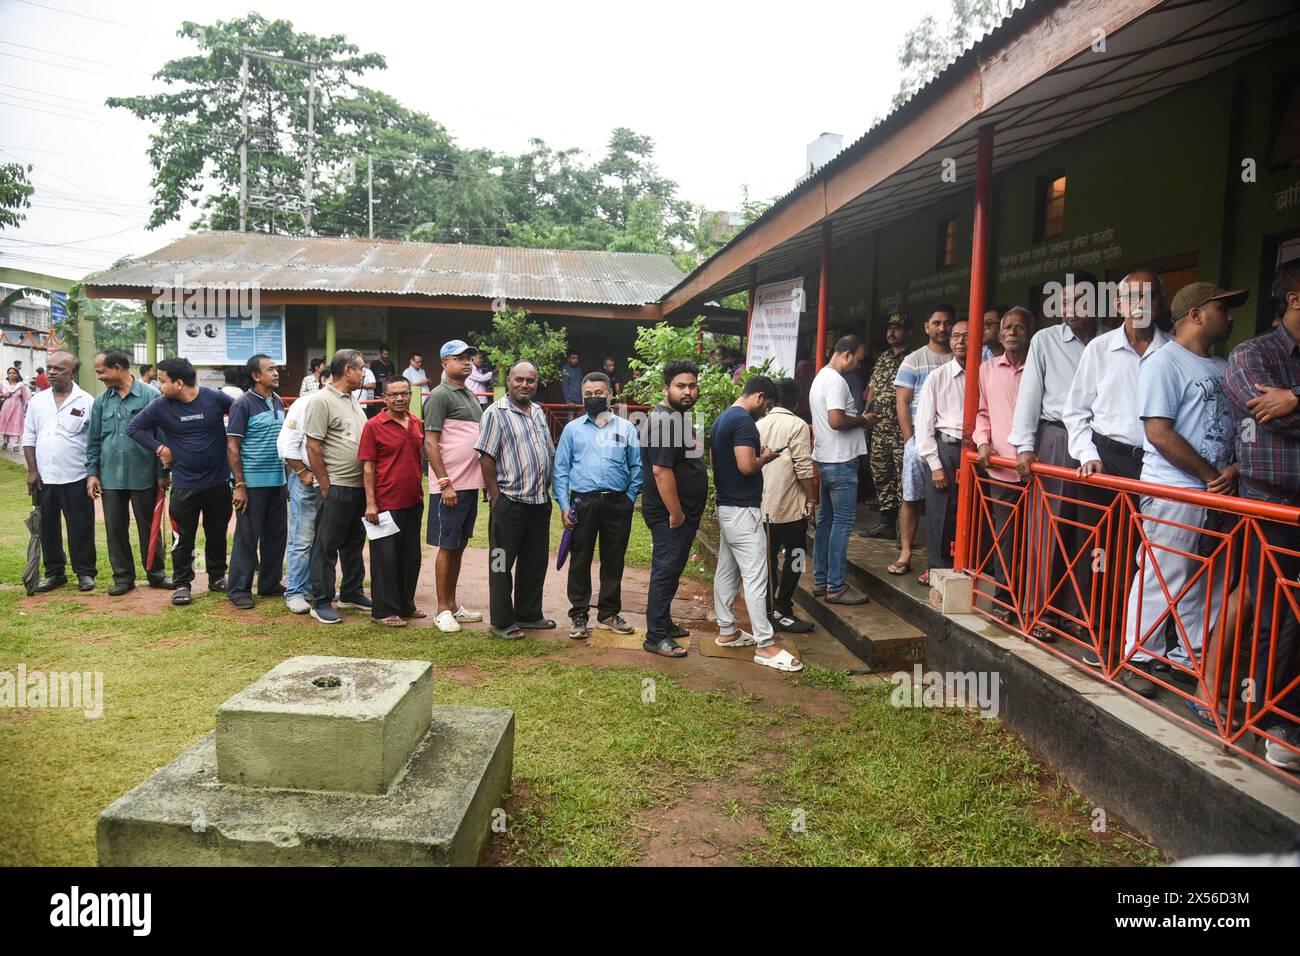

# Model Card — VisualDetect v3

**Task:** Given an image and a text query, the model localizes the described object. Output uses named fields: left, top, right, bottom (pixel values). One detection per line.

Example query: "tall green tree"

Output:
left=0, top=162, right=34, bottom=231
left=107, top=15, right=386, bottom=233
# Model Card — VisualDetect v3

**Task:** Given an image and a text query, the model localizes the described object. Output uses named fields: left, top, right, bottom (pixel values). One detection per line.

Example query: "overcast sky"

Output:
left=1, top=0, right=951, bottom=279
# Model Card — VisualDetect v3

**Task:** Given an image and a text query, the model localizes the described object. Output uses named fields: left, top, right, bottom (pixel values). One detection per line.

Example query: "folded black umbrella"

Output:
left=23, top=490, right=41, bottom=596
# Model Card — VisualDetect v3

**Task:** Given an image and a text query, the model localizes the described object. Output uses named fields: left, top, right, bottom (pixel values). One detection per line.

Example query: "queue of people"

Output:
left=17, top=339, right=815, bottom=676
left=18, top=261, right=1300, bottom=724
left=837, top=262, right=1298, bottom=771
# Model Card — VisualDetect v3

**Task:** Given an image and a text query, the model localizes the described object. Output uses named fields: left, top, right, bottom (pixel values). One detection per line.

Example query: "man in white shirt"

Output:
left=1066, top=270, right=1169, bottom=481
left=914, top=320, right=970, bottom=579
left=403, top=353, right=430, bottom=405
left=22, top=350, right=97, bottom=592
left=1063, top=270, right=1169, bottom=663
left=809, top=335, right=871, bottom=605
left=277, top=390, right=319, bottom=615
left=360, top=363, right=378, bottom=418
left=1009, top=273, right=1100, bottom=640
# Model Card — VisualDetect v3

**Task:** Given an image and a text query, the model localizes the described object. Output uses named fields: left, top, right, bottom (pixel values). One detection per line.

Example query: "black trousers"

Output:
left=102, top=486, right=165, bottom=586
left=767, top=517, right=807, bottom=617
left=1034, top=419, right=1084, bottom=621
left=1241, top=483, right=1300, bottom=728
left=40, top=479, right=96, bottom=579
left=566, top=491, right=634, bottom=620
left=488, top=495, right=551, bottom=629
left=923, top=435, right=962, bottom=571
left=369, top=502, right=423, bottom=620
left=645, top=519, right=699, bottom=642
left=310, top=484, right=367, bottom=609
left=1074, top=434, right=1145, bottom=630
left=168, top=483, right=232, bottom=588
left=228, top=485, right=288, bottom=599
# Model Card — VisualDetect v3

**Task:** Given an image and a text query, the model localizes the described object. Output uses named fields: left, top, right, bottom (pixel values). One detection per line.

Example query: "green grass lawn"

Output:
left=0, top=459, right=1159, bottom=866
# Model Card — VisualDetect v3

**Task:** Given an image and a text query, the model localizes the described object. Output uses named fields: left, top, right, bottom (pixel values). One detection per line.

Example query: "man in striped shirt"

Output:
left=476, top=360, right=556, bottom=640
left=226, top=354, right=287, bottom=609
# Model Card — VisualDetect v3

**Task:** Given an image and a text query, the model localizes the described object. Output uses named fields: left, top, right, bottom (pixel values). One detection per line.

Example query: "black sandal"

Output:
left=643, top=638, right=687, bottom=658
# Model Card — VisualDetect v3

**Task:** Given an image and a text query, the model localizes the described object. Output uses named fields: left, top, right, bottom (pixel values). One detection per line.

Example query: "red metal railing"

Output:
left=962, top=450, right=1300, bottom=780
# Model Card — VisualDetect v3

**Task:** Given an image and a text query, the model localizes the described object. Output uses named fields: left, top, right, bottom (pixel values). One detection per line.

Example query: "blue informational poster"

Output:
left=178, top=306, right=285, bottom=365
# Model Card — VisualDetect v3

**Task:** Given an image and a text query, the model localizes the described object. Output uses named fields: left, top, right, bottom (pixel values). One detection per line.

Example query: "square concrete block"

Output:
left=216, top=657, right=432, bottom=795
left=98, top=706, right=515, bottom=867
left=928, top=569, right=973, bottom=614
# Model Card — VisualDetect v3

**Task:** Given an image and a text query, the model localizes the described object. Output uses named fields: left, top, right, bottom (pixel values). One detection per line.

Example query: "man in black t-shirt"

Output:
left=708, top=376, right=800, bottom=671
left=639, top=359, right=705, bottom=658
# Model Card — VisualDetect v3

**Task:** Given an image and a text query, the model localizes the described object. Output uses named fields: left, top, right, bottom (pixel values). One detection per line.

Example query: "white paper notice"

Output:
left=746, top=278, right=803, bottom=376
left=363, top=511, right=400, bottom=541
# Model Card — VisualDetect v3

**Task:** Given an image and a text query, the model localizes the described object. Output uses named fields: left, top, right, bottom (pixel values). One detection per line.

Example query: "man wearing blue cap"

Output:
left=424, top=340, right=488, bottom=633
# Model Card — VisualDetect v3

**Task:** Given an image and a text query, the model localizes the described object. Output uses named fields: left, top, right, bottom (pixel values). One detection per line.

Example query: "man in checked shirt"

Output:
left=1223, top=260, right=1300, bottom=771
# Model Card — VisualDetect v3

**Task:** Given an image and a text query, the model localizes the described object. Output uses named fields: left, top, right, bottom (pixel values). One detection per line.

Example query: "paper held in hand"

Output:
left=363, top=511, right=400, bottom=541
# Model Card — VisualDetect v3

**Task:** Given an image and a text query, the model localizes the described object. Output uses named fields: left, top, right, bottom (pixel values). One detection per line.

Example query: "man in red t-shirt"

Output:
left=359, top=377, right=426, bottom=626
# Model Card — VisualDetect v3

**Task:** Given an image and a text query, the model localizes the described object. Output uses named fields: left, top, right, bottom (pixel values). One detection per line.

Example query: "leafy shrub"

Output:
left=482, top=307, right=568, bottom=385
left=624, top=317, right=771, bottom=441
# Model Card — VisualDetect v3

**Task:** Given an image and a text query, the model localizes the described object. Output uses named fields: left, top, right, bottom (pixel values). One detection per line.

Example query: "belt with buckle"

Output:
left=937, top=432, right=962, bottom=446
left=1095, top=433, right=1144, bottom=460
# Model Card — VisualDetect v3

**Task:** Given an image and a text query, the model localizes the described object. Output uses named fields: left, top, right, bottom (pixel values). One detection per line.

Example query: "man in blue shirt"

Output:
left=225, top=354, right=287, bottom=610
left=560, top=351, right=583, bottom=406
left=710, top=376, right=803, bottom=673
left=553, top=371, right=642, bottom=638
left=1120, top=282, right=1243, bottom=704
left=127, top=356, right=234, bottom=606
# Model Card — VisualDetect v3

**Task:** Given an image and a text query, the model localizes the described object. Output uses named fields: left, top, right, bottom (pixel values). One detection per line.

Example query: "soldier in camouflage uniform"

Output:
left=863, top=314, right=911, bottom=539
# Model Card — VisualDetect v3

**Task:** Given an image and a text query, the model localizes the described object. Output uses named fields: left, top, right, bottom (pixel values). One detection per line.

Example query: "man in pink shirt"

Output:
left=423, top=341, right=488, bottom=633
left=974, top=308, right=1031, bottom=617
left=914, top=319, right=970, bottom=582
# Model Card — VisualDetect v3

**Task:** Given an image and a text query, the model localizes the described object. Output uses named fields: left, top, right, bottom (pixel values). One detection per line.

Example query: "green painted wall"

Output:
left=834, top=31, right=1300, bottom=354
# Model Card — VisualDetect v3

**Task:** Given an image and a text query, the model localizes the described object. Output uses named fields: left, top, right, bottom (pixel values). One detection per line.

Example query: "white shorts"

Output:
left=902, top=435, right=927, bottom=503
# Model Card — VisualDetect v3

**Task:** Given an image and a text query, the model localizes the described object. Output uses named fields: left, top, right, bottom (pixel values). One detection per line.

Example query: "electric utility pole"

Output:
left=239, top=52, right=248, bottom=232
left=304, top=66, right=316, bottom=233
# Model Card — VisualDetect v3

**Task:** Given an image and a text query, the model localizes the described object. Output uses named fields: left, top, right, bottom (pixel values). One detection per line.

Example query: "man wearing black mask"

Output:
left=553, top=371, right=643, bottom=638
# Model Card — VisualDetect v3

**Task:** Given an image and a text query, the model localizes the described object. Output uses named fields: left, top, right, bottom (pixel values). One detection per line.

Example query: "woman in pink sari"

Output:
left=0, top=367, right=30, bottom=449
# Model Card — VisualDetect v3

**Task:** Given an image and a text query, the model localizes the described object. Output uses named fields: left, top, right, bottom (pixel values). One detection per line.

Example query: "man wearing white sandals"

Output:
left=709, top=376, right=804, bottom=673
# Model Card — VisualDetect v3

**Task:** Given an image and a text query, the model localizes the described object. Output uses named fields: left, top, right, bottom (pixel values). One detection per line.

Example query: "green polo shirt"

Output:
left=87, top=377, right=162, bottom=491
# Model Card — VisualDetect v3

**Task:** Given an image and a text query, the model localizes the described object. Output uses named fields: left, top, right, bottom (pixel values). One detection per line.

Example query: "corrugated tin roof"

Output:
left=86, top=232, right=686, bottom=307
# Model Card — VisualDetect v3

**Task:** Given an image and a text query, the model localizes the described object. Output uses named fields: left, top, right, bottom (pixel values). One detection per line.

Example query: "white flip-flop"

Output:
left=754, top=648, right=804, bottom=672
left=715, top=630, right=757, bottom=648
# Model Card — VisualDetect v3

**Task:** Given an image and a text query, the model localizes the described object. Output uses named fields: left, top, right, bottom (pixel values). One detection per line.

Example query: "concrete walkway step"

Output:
left=793, top=577, right=925, bottom=673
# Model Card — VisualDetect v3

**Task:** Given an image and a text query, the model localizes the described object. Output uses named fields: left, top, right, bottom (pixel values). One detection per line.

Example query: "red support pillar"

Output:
left=815, top=220, right=831, bottom=372
left=953, top=124, right=994, bottom=573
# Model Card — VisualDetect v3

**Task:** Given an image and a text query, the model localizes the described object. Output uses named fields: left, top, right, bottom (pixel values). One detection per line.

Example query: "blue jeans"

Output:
left=813, top=460, right=858, bottom=593
left=285, top=476, right=318, bottom=602
left=645, top=519, right=699, bottom=642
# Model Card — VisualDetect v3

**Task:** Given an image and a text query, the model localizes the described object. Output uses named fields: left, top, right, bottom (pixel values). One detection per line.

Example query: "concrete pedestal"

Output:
left=98, top=706, right=514, bottom=867
left=98, top=655, right=514, bottom=867
left=216, top=657, right=433, bottom=795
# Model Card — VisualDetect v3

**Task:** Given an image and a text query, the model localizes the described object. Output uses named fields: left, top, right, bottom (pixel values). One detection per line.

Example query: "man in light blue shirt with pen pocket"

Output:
left=553, top=371, right=642, bottom=639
